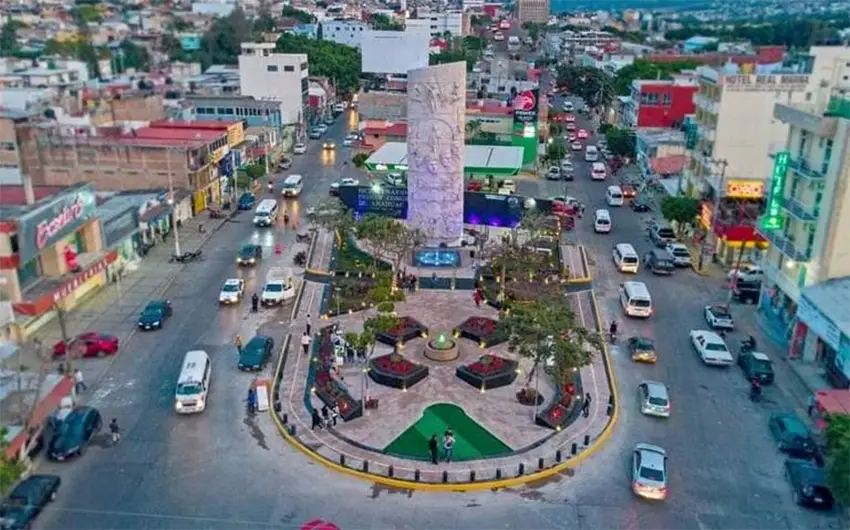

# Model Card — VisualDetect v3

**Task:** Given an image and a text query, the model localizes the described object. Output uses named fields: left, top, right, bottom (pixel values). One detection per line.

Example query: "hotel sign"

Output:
left=726, top=180, right=765, bottom=199
left=724, top=74, right=810, bottom=93
left=762, top=152, right=790, bottom=230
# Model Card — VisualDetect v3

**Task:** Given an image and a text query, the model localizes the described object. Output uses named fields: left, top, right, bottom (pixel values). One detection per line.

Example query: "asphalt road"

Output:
left=32, top=108, right=838, bottom=529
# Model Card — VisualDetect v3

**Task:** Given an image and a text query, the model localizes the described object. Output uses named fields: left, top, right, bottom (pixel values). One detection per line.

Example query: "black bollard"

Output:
left=289, top=425, right=296, bottom=436
left=274, top=401, right=282, bottom=413
left=538, top=457, right=544, bottom=470
left=340, top=454, right=346, bottom=466
left=518, top=463, right=525, bottom=476
left=584, top=434, right=590, bottom=446
left=609, top=395, right=614, bottom=406
left=470, top=470, right=476, bottom=482
left=414, top=469, right=420, bottom=481
left=556, top=450, right=562, bottom=462
left=388, top=465, right=394, bottom=478
left=282, top=412, right=288, bottom=424
left=442, top=470, right=448, bottom=483
left=607, top=403, right=613, bottom=416
left=363, top=461, right=369, bottom=473
left=496, top=469, right=502, bottom=479
left=571, top=442, right=577, bottom=455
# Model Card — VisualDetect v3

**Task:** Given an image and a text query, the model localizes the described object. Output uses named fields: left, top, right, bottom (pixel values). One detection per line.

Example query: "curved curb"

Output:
left=267, top=293, right=621, bottom=492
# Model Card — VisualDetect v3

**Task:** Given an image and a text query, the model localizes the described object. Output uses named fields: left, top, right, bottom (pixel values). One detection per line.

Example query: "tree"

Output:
left=71, top=5, right=102, bottom=24
left=497, top=294, right=601, bottom=400
left=522, top=22, right=546, bottom=43
left=384, top=223, right=424, bottom=273
left=430, top=50, right=476, bottom=72
left=0, top=22, right=21, bottom=57
left=118, top=40, right=150, bottom=71
left=612, top=59, right=701, bottom=96
left=470, top=15, right=492, bottom=28
left=0, top=427, right=24, bottom=494
left=547, top=140, right=566, bottom=162
left=370, top=13, right=403, bottom=31
left=281, top=6, right=316, bottom=24
left=604, top=127, right=635, bottom=158
left=556, top=65, right=613, bottom=109
left=461, top=35, right=484, bottom=52
left=348, top=309, right=400, bottom=401
left=199, top=9, right=253, bottom=68
left=355, top=214, right=404, bottom=275
left=660, top=196, right=700, bottom=235
left=275, top=33, right=362, bottom=95
left=352, top=152, right=369, bottom=168
left=308, top=200, right=355, bottom=239
left=824, top=414, right=850, bottom=506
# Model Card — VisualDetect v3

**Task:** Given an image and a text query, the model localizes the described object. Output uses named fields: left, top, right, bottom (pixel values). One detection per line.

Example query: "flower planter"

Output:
left=454, top=317, right=506, bottom=347
left=311, top=326, right=363, bottom=421
left=376, top=316, right=428, bottom=347
left=535, top=377, right=584, bottom=430
left=369, top=353, right=429, bottom=389
left=456, top=354, right=518, bottom=390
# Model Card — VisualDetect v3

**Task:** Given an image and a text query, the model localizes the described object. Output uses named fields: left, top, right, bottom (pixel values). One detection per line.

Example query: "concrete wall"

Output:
left=407, top=62, right=466, bottom=246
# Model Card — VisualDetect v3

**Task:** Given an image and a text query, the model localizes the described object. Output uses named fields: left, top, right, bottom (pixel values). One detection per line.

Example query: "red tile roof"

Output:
left=650, top=155, right=687, bottom=175
left=131, top=127, right=225, bottom=141
left=362, top=123, right=408, bottom=137
left=148, top=119, right=240, bottom=130
left=0, top=185, right=68, bottom=206
left=466, top=104, right=513, bottom=116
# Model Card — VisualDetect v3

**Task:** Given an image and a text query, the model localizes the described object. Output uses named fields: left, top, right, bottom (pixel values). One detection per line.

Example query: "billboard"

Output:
left=16, top=184, right=97, bottom=263
left=361, top=30, right=430, bottom=75
left=512, top=88, right=539, bottom=125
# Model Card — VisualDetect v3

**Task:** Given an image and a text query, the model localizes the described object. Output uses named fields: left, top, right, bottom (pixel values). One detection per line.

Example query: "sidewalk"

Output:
left=32, top=214, right=232, bottom=389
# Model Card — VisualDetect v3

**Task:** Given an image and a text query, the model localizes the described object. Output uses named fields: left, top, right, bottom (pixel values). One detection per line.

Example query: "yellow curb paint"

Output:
left=305, top=268, right=333, bottom=276
left=268, top=290, right=621, bottom=492
left=289, top=280, right=308, bottom=323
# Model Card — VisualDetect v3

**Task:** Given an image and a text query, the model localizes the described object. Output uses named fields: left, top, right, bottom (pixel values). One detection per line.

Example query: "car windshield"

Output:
left=657, top=259, right=673, bottom=267
left=596, top=219, right=610, bottom=225
left=265, top=284, right=283, bottom=292
left=751, top=358, right=772, bottom=372
left=222, top=284, right=239, bottom=292
left=639, top=466, right=665, bottom=482
left=658, top=228, right=675, bottom=239
left=634, top=338, right=654, bottom=350
left=142, top=309, right=163, bottom=318
left=255, top=212, right=268, bottom=218
left=705, top=342, right=728, bottom=352
left=711, top=306, right=731, bottom=317
left=672, top=248, right=689, bottom=256
left=633, top=299, right=651, bottom=308
left=240, top=246, right=254, bottom=255
left=177, top=383, right=202, bottom=396
left=648, top=396, right=668, bottom=407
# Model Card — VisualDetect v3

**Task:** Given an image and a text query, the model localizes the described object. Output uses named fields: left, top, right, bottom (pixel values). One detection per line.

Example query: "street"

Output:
left=30, top=101, right=839, bottom=530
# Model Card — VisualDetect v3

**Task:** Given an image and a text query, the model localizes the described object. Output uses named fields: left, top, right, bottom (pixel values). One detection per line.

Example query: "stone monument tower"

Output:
left=406, top=62, right=466, bottom=246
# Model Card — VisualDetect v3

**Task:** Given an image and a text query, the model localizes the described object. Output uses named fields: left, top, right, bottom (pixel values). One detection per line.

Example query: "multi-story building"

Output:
left=462, top=0, right=484, bottom=11
left=516, top=0, right=548, bottom=26
left=406, top=11, right=467, bottom=38
left=0, top=110, right=35, bottom=185
left=621, top=76, right=698, bottom=129
left=757, top=91, right=850, bottom=387
left=321, top=20, right=368, bottom=47
left=237, top=43, right=309, bottom=132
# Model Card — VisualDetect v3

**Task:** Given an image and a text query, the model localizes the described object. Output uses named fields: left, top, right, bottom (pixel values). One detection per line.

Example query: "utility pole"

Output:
left=697, top=158, right=728, bottom=271
left=166, top=148, right=182, bottom=257
left=54, top=302, right=72, bottom=374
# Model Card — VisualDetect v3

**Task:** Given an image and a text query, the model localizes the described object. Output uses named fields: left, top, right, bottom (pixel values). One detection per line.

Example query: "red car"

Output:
left=466, top=180, right=483, bottom=192
left=564, top=114, right=576, bottom=123
left=577, top=129, right=589, bottom=140
left=53, top=332, right=119, bottom=358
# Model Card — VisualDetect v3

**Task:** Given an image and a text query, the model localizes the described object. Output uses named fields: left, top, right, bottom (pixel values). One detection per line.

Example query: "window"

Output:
left=224, top=107, right=234, bottom=115
left=301, top=62, right=308, bottom=70
left=284, top=65, right=295, bottom=72
left=267, top=65, right=279, bottom=72
left=661, top=93, right=672, bottom=107
left=821, top=139, right=833, bottom=175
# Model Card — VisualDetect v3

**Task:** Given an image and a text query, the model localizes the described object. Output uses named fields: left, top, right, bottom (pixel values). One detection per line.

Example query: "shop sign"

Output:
left=700, top=202, right=712, bottom=230
left=512, top=89, right=539, bottom=124
left=726, top=180, right=764, bottom=199
left=724, top=74, right=810, bottom=93
left=762, top=152, right=789, bottom=230
left=103, top=208, right=139, bottom=248
left=797, top=295, right=842, bottom=351
left=17, top=185, right=97, bottom=263
left=51, top=252, right=115, bottom=304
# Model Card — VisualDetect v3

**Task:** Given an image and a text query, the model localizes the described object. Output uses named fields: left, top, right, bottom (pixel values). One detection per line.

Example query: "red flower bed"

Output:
left=547, top=404, right=569, bottom=423
left=467, top=354, right=508, bottom=376
left=388, top=317, right=421, bottom=337
left=464, top=317, right=497, bottom=337
left=373, top=353, right=418, bottom=376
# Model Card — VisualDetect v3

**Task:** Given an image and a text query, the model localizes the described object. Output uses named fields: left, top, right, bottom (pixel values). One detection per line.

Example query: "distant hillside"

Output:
left=551, top=0, right=713, bottom=13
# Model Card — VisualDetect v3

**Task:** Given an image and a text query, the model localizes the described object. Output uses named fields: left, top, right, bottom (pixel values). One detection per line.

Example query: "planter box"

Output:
left=369, top=356, right=430, bottom=389
left=376, top=317, right=428, bottom=346
left=455, top=317, right=506, bottom=347
left=535, top=376, right=584, bottom=430
left=456, top=357, right=518, bottom=390
left=312, top=326, right=363, bottom=421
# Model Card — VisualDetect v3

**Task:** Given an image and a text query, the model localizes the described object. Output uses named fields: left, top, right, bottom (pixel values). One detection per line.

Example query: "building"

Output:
left=321, top=20, right=368, bottom=47
left=406, top=11, right=467, bottom=38
left=0, top=110, right=36, bottom=186
left=0, top=183, right=113, bottom=340
left=238, top=43, right=309, bottom=132
left=683, top=36, right=719, bottom=53
left=462, top=0, right=484, bottom=11
left=757, top=92, right=850, bottom=372
left=621, top=76, right=698, bottom=129
left=357, top=121, right=408, bottom=151
left=361, top=30, right=430, bottom=76
left=516, top=0, right=548, bottom=26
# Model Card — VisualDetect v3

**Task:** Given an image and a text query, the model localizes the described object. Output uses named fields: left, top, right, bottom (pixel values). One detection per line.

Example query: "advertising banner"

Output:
left=17, top=184, right=97, bottom=264
left=512, top=89, right=540, bottom=125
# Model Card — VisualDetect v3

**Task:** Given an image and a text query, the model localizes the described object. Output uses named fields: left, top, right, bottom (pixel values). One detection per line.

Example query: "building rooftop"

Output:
left=637, top=128, right=685, bottom=147
left=0, top=109, right=36, bottom=120
left=184, top=95, right=282, bottom=109
left=130, top=127, right=225, bottom=141
left=801, top=277, right=850, bottom=339
left=362, top=122, right=408, bottom=136
left=0, top=183, right=89, bottom=221
left=148, top=119, right=241, bottom=130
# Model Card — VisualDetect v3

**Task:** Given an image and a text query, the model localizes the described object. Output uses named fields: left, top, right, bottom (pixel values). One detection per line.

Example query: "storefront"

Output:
left=699, top=179, right=769, bottom=266
left=101, top=205, right=140, bottom=276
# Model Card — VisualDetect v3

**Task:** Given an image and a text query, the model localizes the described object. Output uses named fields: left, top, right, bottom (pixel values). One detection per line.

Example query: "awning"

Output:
left=301, top=520, right=340, bottom=530
left=650, top=155, right=687, bottom=175
left=139, top=203, right=172, bottom=226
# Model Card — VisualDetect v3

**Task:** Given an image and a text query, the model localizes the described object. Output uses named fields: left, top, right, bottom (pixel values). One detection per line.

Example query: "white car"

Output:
left=666, top=243, right=692, bottom=267
left=317, top=123, right=328, bottom=134
left=638, top=381, right=671, bottom=418
left=293, top=143, right=307, bottom=154
left=560, top=159, right=574, bottom=172
left=571, top=141, right=583, bottom=151
left=219, top=278, right=245, bottom=305
left=330, top=178, right=359, bottom=195
left=546, top=166, right=562, bottom=180
left=728, top=265, right=764, bottom=283
left=632, top=443, right=668, bottom=500
left=342, top=134, right=357, bottom=146
left=689, top=330, right=734, bottom=366
left=333, top=102, right=346, bottom=113
left=704, top=304, right=735, bottom=330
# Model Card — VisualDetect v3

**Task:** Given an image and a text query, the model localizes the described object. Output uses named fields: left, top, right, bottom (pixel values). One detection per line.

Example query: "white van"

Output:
left=594, top=209, right=611, bottom=233
left=591, top=162, right=606, bottom=180
left=281, top=175, right=303, bottom=197
left=585, top=145, right=599, bottom=162
left=606, top=185, right=624, bottom=206
left=613, top=243, right=640, bottom=273
left=253, top=199, right=278, bottom=227
left=619, top=281, right=654, bottom=318
left=175, top=350, right=211, bottom=414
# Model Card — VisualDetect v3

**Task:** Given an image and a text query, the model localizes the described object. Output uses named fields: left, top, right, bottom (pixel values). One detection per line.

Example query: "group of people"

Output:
left=310, top=404, right=341, bottom=430
left=428, top=430, right=456, bottom=464
left=396, top=271, right=418, bottom=293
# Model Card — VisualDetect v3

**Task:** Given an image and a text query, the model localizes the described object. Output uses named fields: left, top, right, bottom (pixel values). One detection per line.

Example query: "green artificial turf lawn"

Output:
left=383, top=403, right=513, bottom=462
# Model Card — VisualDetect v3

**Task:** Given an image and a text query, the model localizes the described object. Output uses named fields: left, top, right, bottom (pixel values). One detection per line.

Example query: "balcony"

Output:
left=695, top=95, right=718, bottom=114
left=698, top=124, right=716, bottom=143
left=825, top=95, right=850, bottom=120
left=781, top=197, right=819, bottom=222
left=766, top=152, right=825, bottom=180
left=758, top=228, right=812, bottom=262
left=773, top=102, right=837, bottom=137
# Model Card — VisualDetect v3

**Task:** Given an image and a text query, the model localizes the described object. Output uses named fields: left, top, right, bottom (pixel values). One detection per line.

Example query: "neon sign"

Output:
left=762, top=152, right=789, bottom=230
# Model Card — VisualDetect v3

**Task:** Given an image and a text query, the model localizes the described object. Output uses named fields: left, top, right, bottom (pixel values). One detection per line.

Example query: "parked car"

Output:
left=0, top=474, right=61, bottom=529
left=784, top=458, right=834, bottom=510
left=731, top=279, right=761, bottom=304
left=330, top=178, right=359, bottom=196
left=768, top=413, right=819, bottom=459
left=650, top=225, right=677, bottom=248
left=704, top=304, right=734, bottom=330
left=666, top=243, right=692, bottom=267
left=137, top=300, right=173, bottom=330
left=279, top=157, right=292, bottom=170
left=546, top=166, right=562, bottom=180
left=631, top=443, right=668, bottom=500
left=308, top=128, right=322, bottom=139
left=53, top=333, right=119, bottom=358
left=293, top=143, right=307, bottom=154
left=238, top=335, right=275, bottom=371
left=237, top=192, right=256, bottom=211
left=570, top=141, right=582, bottom=151
left=689, top=330, right=734, bottom=366
left=738, top=351, right=775, bottom=384
left=728, top=264, right=764, bottom=283
left=47, top=407, right=102, bottom=460
left=342, top=134, right=357, bottom=146
left=631, top=197, right=652, bottom=212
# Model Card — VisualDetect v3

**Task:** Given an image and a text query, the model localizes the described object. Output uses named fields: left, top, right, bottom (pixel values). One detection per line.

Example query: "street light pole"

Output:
left=697, top=158, right=728, bottom=271
left=166, top=149, right=182, bottom=257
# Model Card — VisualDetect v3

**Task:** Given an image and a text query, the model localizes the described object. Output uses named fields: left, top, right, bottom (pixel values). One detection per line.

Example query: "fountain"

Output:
left=413, top=248, right=462, bottom=268
left=424, top=332, right=459, bottom=361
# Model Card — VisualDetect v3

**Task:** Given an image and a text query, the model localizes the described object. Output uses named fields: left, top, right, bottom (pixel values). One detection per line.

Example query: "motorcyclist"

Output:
left=742, top=335, right=757, bottom=352
left=109, top=418, right=121, bottom=444
left=283, top=211, right=290, bottom=226
left=267, top=180, right=274, bottom=193
left=609, top=320, right=618, bottom=341
left=750, top=377, right=762, bottom=400
left=251, top=292, right=259, bottom=312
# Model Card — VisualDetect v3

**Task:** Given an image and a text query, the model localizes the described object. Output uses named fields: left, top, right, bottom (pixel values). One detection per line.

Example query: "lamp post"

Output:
left=165, top=148, right=182, bottom=257
left=697, top=158, right=728, bottom=271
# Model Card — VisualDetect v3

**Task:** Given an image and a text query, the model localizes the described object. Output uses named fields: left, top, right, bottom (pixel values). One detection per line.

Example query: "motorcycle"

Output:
left=168, top=250, right=203, bottom=263
left=209, top=208, right=225, bottom=219
left=749, top=380, right=762, bottom=402
left=296, top=232, right=312, bottom=243
left=294, top=251, right=307, bottom=266
left=267, top=182, right=274, bottom=193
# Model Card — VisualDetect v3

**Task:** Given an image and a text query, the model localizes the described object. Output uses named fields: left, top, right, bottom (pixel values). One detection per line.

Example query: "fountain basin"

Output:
left=424, top=334, right=459, bottom=361
left=414, top=249, right=461, bottom=268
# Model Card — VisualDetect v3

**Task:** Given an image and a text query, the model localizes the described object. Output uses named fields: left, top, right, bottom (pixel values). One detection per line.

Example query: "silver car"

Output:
left=632, top=443, right=668, bottom=500
left=638, top=381, right=670, bottom=418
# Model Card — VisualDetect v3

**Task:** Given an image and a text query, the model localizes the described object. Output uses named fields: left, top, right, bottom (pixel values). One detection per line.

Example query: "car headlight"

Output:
left=175, top=400, right=183, bottom=409
left=249, top=258, right=255, bottom=264
left=153, top=321, right=161, bottom=326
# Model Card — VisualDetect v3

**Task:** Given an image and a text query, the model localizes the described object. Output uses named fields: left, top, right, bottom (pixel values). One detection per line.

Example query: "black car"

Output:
left=48, top=407, right=102, bottom=461
left=732, top=279, right=761, bottom=304
left=236, top=244, right=263, bottom=266
left=0, top=474, right=61, bottom=530
left=238, top=335, right=274, bottom=371
left=768, top=413, right=819, bottom=460
left=737, top=351, right=775, bottom=384
left=137, top=299, right=173, bottom=330
left=784, top=458, right=834, bottom=510
left=631, top=197, right=652, bottom=212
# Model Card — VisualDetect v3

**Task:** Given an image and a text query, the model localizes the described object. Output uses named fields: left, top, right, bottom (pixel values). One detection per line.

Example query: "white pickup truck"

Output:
left=262, top=267, right=297, bottom=306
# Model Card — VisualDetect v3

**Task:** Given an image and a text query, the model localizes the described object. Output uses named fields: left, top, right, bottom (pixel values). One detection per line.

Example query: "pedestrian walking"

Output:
left=305, top=313, right=312, bottom=335
left=330, top=405, right=339, bottom=426
left=429, top=434, right=439, bottom=464
left=247, top=387, right=257, bottom=414
left=473, top=289, right=481, bottom=308
left=311, top=408, right=323, bottom=430
left=74, top=369, right=86, bottom=394
left=235, top=335, right=243, bottom=354
left=582, top=392, right=592, bottom=418
left=301, top=331, right=311, bottom=355
left=443, top=429, right=455, bottom=462
left=321, top=404, right=330, bottom=426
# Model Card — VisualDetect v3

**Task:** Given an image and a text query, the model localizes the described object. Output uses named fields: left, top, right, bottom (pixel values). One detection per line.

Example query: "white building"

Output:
left=191, top=0, right=237, bottom=16
left=321, top=20, right=368, bottom=48
left=462, top=0, right=484, bottom=11
left=238, top=43, right=308, bottom=128
left=406, top=11, right=466, bottom=38
left=361, top=30, right=430, bottom=75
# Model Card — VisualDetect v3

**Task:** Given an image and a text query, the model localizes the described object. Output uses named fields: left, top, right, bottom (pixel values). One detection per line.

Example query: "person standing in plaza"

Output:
left=311, top=408, right=323, bottom=430
left=74, top=369, right=86, bottom=394
left=429, top=434, right=439, bottom=465
left=582, top=392, right=592, bottom=418
left=301, top=331, right=311, bottom=355
left=305, top=313, right=312, bottom=335
left=443, top=429, right=455, bottom=463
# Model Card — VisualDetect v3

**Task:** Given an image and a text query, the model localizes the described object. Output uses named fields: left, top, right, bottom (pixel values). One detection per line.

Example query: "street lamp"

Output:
left=165, top=148, right=182, bottom=257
